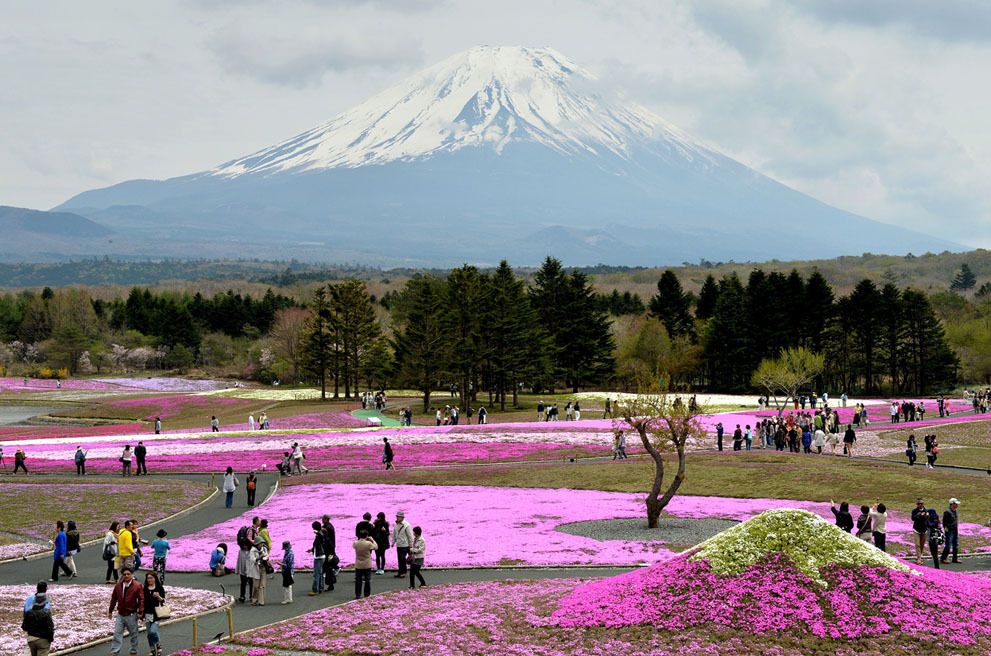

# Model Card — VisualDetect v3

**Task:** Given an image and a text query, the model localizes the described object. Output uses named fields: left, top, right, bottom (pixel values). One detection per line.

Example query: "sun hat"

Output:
left=396, top=511, right=405, bottom=517
left=950, top=498, right=960, bottom=505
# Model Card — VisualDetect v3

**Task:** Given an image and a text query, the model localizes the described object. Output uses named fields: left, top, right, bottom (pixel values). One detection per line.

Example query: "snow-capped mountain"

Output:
left=211, top=46, right=714, bottom=177
left=56, top=46, right=961, bottom=266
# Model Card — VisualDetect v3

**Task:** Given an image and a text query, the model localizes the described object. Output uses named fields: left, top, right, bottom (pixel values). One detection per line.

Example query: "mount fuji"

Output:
left=56, top=46, right=961, bottom=265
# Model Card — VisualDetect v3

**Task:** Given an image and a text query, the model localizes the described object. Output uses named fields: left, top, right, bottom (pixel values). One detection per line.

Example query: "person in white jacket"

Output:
left=391, top=512, right=414, bottom=579
left=408, top=527, right=426, bottom=589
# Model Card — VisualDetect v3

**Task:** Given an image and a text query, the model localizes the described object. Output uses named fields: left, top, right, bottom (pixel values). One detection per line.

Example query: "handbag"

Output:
left=156, top=603, right=172, bottom=621
left=102, top=543, right=117, bottom=561
left=264, top=559, right=275, bottom=575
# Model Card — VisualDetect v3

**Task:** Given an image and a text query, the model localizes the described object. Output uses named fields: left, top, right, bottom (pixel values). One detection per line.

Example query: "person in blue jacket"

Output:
left=50, top=521, right=73, bottom=582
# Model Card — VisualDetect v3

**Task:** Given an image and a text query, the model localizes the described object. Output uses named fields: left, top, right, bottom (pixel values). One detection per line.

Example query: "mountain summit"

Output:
left=57, top=46, right=962, bottom=265
left=211, top=46, right=710, bottom=177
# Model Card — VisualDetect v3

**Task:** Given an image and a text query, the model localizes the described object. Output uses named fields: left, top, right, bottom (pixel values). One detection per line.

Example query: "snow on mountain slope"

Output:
left=210, top=46, right=717, bottom=177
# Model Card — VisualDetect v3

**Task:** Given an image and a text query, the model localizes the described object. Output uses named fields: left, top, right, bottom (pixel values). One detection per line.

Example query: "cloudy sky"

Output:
left=2, top=0, right=989, bottom=244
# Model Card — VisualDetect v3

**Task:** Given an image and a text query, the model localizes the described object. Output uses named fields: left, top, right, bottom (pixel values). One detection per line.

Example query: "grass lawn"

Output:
left=877, top=420, right=991, bottom=448
left=0, top=476, right=213, bottom=544
left=295, top=452, right=991, bottom=525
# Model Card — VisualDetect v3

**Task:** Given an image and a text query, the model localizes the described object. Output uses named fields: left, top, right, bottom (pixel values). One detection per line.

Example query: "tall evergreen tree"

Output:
left=328, top=279, right=380, bottom=398
left=847, top=279, right=883, bottom=392
left=648, top=270, right=694, bottom=338
left=559, top=271, right=615, bottom=392
left=299, top=287, right=336, bottom=400
left=950, top=263, right=977, bottom=292
left=878, top=283, right=904, bottom=394
left=901, top=289, right=959, bottom=393
left=695, top=274, right=719, bottom=321
left=444, top=265, right=485, bottom=414
left=703, top=274, right=749, bottom=391
left=529, top=257, right=569, bottom=386
left=392, top=277, right=448, bottom=412
left=803, top=271, right=835, bottom=354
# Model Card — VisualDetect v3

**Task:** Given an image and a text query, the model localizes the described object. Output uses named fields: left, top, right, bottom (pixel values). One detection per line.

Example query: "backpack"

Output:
left=246, top=477, right=256, bottom=491
left=237, top=526, right=253, bottom=550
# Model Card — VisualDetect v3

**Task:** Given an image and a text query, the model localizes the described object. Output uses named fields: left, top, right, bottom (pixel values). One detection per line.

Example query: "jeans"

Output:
left=110, top=613, right=140, bottom=655
left=941, top=529, right=959, bottom=561
left=375, top=547, right=387, bottom=571
left=354, top=568, right=371, bottom=598
left=312, top=556, right=325, bottom=592
left=873, top=532, right=886, bottom=552
left=225, top=492, right=234, bottom=507
left=145, top=618, right=160, bottom=648
left=745, top=438, right=751, bottom=451
left=396, top=547, right=410, bottom=575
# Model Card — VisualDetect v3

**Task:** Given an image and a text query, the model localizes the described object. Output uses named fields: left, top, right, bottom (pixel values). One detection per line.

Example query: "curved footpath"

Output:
left=5, top=458, right=991, bottom=655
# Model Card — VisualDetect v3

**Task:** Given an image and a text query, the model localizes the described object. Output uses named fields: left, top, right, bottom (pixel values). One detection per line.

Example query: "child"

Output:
left=280, top=540, right=294, bottom=605
left=151, top=529, right=171, bottom=582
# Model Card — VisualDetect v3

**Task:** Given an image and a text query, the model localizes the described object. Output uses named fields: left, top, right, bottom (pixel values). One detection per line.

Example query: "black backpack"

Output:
left=237, top=526, right=253, bottom=550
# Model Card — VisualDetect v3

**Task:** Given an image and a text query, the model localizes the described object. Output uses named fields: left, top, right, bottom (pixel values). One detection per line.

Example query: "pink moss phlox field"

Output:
left=103, top=394, right=251, bottom=419
left=0, top=584, right=228, bottom=656
left=163, top=487, right=991, bottom=570
left=93, top=377, right=230, bottom=392
left=0, top=423, right=146, bottom=442
left=554, top=552, right=991, bottom=645
left=0, top=542, right=45, bottom=559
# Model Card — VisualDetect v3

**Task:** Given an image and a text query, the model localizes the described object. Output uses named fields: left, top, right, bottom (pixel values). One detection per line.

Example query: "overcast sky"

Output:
left=2, top=0, right=989, bottom=245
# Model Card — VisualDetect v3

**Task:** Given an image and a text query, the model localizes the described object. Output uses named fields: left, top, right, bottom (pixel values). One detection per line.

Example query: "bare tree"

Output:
left=616, top=383, right=707, bottom=528
left=268, top=307, right=311, bottom=382
left=751, top=347, right=826, bottom=417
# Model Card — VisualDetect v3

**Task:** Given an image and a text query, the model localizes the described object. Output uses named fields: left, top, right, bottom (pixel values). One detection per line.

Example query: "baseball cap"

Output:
left=950, top=498, right=960, bottom=505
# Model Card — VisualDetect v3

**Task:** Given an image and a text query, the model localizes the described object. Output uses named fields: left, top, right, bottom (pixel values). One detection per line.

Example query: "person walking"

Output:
left=409, top=526, right=426, bottom=589
left=924, top=435, right=938, bottom=469
left=74, top=447, right=86, bottom=476
left=392, top=511, right=414, bottom=579
left=121, top=446, right=133, bottom=477
left=843, top=425, right=856, bottom=458
left=104, top=522, right=120, bottom=584
left=245, top=471, right=258, bottom=507
left=14, top=448, right=28, bottom=473
left=50, top=521, right=73, bottom=582
left=813, top=428, right=825, bottom=455
left=280, top=541, right=294, bottom=605
left=154, top=417, right=161, bottom=435
left=353, top=530, right=376, bottom=599
left=291, top=443, right=307, bottom=475
left=249, top=536, right=269, bottom=606
left=107, top=567, right=144, bottom=656
left=941, top=498, right=961, bottom=564
left=383, top=438, right=395, bottom=470
left=926, top=508, right=944, bottom=569
left=248, top=413, right=255, bottom=431
left=373, top=512, right=390, bottom=575
left=142, top=571, right=166, bottom=656
left=911, top=498, right=929, bottom=565
left=151, top=530, right=170, bottom=583
left=117, top=521, right=135, bottom=574
left=22, top=593, right=54, bottom=656
left=306, top=521, right=326, bottom=596
left=320, top=515, right=337, bottom=592
left=223, top=467, right=238, bottom=508
left=211, top=416, right=219, bottom=432
left=65, top=520, right=80, bottom=578
left=617, top=431, right=628, bottom=459
left=134, top=442, right=147, bottom=476
left=870, top=502, right=888, bottom=552
left=906, top=435, right=918, bottom=466
left=829, top=501, right=854, bottom=533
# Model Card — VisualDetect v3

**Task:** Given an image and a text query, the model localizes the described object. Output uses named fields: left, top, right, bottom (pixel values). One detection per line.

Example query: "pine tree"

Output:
left=328, top=279, right=381, bottom=399
left=444, top=265, right=485, bottom=414
left=529, top=257, right=570, bottom=386
left=695, top=274, right=719, bottom=321
left=803, top=271, right=834, bottom=353
left=878, top=283, right=904, bottom=394
left=392, top=277, right=447, bottom=412
left=950, top=263, right=977, bottom=292
left=901, top=289, right=959, bottom=393
left=648, top=270, right=694, bottom=338
left=702, top=273, right=749, bottom=391
left=558, top=271, right=615, bottom=392
left=300, top=287, right=336, bottom=400
left=847, top=279, right=883, bottom=393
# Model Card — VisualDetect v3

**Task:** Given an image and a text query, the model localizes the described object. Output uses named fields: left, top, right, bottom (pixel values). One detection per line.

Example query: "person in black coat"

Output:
left=22, top=593, right=54, bottom=656
left=830, top=500, right=854, bottom=533
left=372, top=512, right=390, bottom=575
left=321, top=515, right=336, bottom=590
left=355, top=512, right=374, bottom=538
left=134, top=442, right=148, bottom=475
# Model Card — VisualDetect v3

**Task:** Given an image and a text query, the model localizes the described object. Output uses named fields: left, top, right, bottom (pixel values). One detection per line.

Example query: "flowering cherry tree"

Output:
left=617, top=383, right=706, bottom=528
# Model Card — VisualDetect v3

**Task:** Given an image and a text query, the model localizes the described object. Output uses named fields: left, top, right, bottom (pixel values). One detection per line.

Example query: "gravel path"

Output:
left=556, top=516, right=739, bottom=545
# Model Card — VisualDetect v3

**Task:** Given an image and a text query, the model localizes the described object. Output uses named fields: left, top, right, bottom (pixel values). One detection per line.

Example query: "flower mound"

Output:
left=554, top=509, right=991, bottom=648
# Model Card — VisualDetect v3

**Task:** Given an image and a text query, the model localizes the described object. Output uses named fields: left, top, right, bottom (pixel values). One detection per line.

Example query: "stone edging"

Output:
left=1, top=485, right=219, bottom=565
left=53, top=596, right=235, bottom=656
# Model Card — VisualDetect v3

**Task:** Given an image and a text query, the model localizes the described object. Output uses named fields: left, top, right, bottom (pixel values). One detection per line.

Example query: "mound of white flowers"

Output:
left=688, top=508, right=913, bottom=586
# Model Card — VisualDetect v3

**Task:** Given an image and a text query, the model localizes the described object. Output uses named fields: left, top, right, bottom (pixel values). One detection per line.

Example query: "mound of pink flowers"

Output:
left=555, top=512, right=991, bottom=649
left=0, top=378, right=139, bottom=391
left=92, top=377, right=231, bottom=392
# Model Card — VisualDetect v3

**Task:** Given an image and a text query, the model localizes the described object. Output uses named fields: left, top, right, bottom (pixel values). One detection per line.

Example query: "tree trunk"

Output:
left=637, top=424, right=666, bottom=528
left=422, top=389, right=431, bottom=414
left=320, top=370, right=326, bottom=400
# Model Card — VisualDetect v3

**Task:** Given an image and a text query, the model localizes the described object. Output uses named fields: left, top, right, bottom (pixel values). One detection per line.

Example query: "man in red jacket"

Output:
left=108, top=567, right=144, bottom=656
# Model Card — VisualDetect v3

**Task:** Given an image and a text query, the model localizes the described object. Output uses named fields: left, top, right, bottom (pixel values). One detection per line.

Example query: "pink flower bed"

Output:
left=0, top=378, right=138, bottom=391
left=103, top=394, right=251, bottom=419
left=0, top=423, right=146, bottom=441
left=162, top=486, right=991, bottom=571
left=554, top=553, right=991, bottom=646
left=93, top=377, right=231, bottom=392
left=0, top=584, right=228, bottom=656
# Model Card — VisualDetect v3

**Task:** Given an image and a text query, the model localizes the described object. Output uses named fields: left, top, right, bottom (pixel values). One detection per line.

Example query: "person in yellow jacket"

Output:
left=117, top=521, right=135, bottom=572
